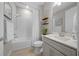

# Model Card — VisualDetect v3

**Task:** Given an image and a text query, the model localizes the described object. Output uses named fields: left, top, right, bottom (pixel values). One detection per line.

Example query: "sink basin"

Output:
left=47, top=34, right=76, bottom=41
left=55, top=36, right=70, bottom=41
left=44, top=34, right=77, bottom=49
left=48, top=34, right=69, bottom=41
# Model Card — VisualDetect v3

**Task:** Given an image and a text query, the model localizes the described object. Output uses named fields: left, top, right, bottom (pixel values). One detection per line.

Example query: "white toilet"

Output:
left=33, top=41, right=43, bottom=55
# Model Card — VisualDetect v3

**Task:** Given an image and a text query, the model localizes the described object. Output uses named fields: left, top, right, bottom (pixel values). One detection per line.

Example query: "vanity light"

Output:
left=53, top=2, right=62, bottom=6
left=57, top=2, right=62, bottom=6
left=26, top=5, right=29, bottom=9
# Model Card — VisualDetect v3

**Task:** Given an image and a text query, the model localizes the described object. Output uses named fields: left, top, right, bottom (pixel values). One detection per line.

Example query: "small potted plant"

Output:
left=42, top=27, right=48, bottom=35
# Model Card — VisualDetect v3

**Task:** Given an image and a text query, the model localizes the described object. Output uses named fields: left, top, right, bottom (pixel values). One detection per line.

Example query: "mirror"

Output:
left=65, top=5, right=77, bottom=33
left=53, top=11, right=65, bottom=33
left=53, top=2, right=77, bottom=35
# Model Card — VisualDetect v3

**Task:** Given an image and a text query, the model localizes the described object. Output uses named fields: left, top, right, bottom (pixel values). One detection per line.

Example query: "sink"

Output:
left=55, top=36, right=70, bottom=41
left=44, top=33, right=77, bottom=49
left=48, top=34, right=69, bottom=41
left=47, top=33, right=76, bottom=41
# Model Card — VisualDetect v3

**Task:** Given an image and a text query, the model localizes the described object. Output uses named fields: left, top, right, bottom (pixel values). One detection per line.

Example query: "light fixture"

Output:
left=57, top=2, right=62, bottom=6
left=53, top=2, right=62, bottom=6
left=26, top=5, right=29, bottom=8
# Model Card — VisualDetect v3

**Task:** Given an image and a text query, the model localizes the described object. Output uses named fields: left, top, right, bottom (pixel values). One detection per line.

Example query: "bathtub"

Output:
left=12, top=37, right=32, bottom=51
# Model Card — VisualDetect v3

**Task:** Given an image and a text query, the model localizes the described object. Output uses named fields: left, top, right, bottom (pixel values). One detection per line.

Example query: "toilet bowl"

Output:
left=33, top=41, right=43, bottom=55
left=33, top=41, right=43, bottom=47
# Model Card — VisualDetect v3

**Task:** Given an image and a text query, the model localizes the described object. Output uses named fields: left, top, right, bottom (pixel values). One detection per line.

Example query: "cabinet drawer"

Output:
left=43, top=37, right=77, bottom=56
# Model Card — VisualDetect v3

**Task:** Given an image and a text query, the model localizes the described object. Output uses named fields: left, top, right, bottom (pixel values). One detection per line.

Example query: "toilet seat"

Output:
left=33, top=41, right=43, bottom=47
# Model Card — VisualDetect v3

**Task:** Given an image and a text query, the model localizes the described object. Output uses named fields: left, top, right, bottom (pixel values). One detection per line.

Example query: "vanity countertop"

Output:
left=42, top=34, right=77, bottom=49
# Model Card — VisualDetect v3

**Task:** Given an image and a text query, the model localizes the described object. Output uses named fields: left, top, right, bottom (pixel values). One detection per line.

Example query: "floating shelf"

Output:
left=42, top=22, right=48, bottom=25
left=42, top=17, right=48, bottom=20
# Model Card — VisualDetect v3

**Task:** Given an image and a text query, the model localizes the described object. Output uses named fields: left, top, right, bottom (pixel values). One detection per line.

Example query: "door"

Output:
left=0, top=3, right=4, bottom=56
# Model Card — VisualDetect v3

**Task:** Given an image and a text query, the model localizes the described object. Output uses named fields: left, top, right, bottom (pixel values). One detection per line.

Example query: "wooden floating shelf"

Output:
left=42, top=17, right=48, bottom=20
left=42, top=23, right=48, bottom=25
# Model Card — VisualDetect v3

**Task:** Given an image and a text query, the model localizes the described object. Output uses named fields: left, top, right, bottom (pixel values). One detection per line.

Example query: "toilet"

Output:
left=33, top=41, right=43, bottom=55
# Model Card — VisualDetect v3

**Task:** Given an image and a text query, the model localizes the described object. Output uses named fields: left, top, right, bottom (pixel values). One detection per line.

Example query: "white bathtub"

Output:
left=12, top=38, right=32, bottom=51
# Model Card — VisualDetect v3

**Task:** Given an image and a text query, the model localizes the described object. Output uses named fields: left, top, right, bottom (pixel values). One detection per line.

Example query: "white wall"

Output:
left=0, top=3, right=4, bottom=56
left=32, top=8, right=40, bottom=44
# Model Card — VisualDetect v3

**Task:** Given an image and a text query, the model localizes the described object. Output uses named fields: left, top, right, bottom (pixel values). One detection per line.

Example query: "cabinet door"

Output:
left=43, top=42, right=50, bottom=56
left=43, top=42, right=64, bottom=56
left=48, top=45, right=64, bottom=56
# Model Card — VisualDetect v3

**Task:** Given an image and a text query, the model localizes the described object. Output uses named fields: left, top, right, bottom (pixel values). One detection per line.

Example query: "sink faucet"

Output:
left=59, top=32, right=64, bottom=37
left=72, top=33, right=77, bottom=40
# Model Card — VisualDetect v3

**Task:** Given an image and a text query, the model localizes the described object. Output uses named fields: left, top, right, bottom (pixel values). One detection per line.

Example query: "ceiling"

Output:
left=15, top=2, right=45, bottom=9
left=53, top=2, right=77, bottom=14
left=15, top=2, right=77, bottom=14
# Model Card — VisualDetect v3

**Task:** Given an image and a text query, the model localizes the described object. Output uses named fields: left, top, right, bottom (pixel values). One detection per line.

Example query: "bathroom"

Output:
left=0, top=2, right=79, bottom=56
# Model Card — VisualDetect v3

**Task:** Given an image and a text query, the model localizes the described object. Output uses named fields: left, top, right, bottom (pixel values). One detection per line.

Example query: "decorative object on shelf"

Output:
left=42, top=27, right=48, bottom=35
left=42, top=17, right=48, bottom=20
left=41, top=17, right=48, bottom=35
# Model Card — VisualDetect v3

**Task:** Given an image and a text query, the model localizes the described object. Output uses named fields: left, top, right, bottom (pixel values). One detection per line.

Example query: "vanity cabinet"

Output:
left=43, top=42, right=64, bottom=56
left=42, top=36, right=77, bottom=56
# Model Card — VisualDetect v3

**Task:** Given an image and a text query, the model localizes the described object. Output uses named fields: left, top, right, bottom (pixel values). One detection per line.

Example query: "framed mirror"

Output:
left=53, top=11, right=65, bottom=33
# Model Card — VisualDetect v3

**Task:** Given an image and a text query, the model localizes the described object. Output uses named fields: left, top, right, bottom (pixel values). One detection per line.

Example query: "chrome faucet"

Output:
left=72, top=33, right=77, bottom=40
left=59, top=32, right=64, bottom=37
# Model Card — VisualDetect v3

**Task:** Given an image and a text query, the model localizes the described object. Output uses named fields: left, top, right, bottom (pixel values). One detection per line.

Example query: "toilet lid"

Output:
left=33, top=41, right=43, bottom=47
